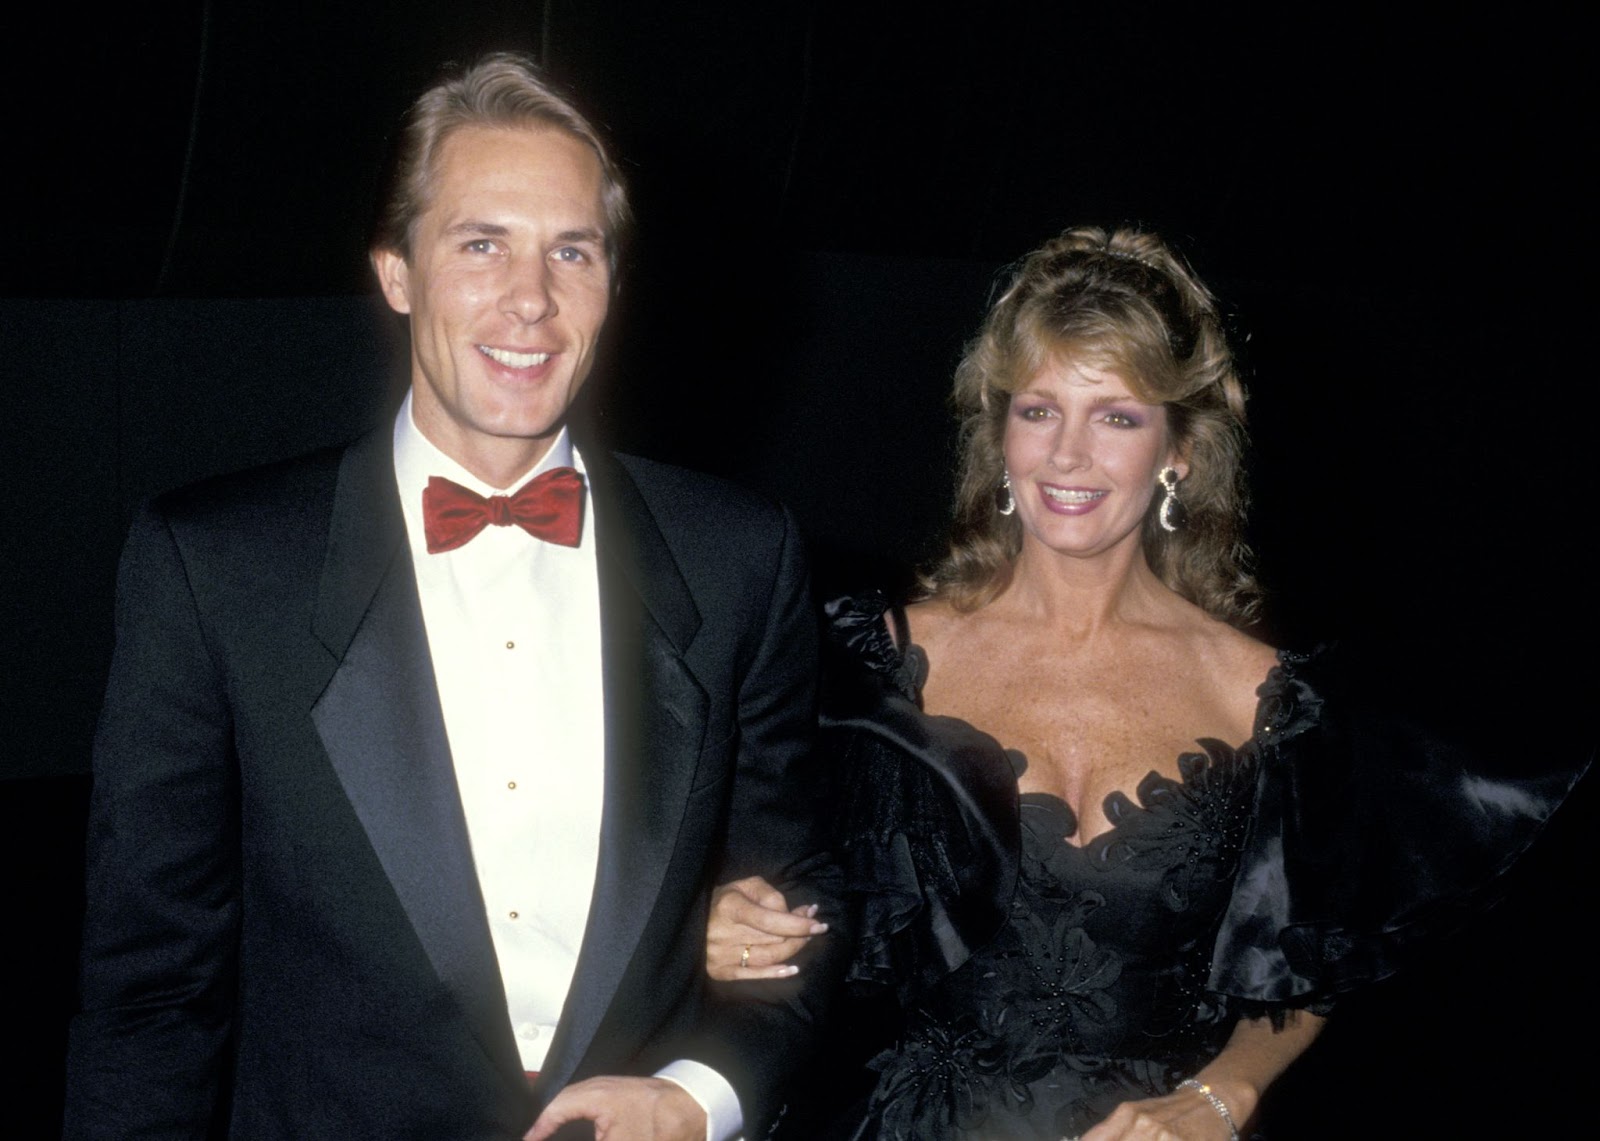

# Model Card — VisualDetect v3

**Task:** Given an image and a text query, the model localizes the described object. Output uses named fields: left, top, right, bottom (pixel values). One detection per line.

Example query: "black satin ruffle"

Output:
left=1211, top=646, right=1587, bottom=1003
left=822, top=594, right=1020, bottom=1001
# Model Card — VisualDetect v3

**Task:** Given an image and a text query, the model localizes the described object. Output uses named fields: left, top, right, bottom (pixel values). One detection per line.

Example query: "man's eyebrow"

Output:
left=443, top=221, right=510, bottom=238
left=440, top=222, right=606, bottom=245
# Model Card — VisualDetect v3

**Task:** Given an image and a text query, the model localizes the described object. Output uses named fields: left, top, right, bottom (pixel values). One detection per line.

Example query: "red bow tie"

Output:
left=422, top=469, right=585, bottom=553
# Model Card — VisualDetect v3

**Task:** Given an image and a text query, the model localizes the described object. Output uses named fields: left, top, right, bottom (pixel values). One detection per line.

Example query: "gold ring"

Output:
left=740, top=944, right=751, bottom=969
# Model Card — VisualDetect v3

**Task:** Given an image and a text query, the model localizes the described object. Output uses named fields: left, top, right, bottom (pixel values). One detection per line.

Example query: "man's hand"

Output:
left=524, top=1076, right=707, bottom=1141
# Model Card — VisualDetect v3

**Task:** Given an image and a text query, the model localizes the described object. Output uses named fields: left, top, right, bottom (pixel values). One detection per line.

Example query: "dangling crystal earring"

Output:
left=997, top=472, right=1016, bottom=516
left=1157, top=466, right=1182, bottom=533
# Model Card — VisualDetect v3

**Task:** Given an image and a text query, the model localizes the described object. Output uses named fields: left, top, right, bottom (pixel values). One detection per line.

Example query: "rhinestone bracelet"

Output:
left=1177, top=1078, right=1239, bottom=1141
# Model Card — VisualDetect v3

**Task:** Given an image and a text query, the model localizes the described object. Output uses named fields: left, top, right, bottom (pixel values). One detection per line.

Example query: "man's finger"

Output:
left=526, top=1076, right=704, bottom=1141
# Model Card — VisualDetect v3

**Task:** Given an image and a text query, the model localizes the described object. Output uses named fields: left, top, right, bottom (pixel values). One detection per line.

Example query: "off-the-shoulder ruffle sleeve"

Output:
left=821, top=594, right=1019, bottom=1000
left=1211, top=647, right=1587, bottom=1005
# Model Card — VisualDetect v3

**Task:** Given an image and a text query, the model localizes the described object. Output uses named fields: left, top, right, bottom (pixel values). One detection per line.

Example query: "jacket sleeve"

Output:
left=689, top=507, right=846, bottom=1137
left=63, top=503, right=240, bottom=1139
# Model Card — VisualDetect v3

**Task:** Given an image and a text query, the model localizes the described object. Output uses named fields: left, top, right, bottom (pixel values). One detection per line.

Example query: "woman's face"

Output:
left=1002, top=356, right=1184, bottom=562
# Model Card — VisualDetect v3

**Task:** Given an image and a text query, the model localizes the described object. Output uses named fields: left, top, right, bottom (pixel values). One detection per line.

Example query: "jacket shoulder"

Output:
left=612, top=453, right=790, bottom=539
left=150, top=442, right=351, bottom=531
left=129, top=435, right=386, bottom=603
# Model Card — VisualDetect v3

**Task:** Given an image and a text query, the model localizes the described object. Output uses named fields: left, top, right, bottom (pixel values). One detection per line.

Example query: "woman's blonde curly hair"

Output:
left=921, top=225, right=1260, bottom=625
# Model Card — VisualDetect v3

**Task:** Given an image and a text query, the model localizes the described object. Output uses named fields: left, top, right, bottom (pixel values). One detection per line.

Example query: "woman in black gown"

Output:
left=706, top=226, right=1572, bottom=1140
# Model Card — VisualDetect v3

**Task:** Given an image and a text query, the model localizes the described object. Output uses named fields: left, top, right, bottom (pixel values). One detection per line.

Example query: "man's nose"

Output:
left=500, top=256, right=557, bottom=322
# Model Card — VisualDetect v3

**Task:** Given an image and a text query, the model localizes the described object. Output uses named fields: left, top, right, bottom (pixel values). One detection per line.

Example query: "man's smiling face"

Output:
left=373, top=124, right=611, bottom=487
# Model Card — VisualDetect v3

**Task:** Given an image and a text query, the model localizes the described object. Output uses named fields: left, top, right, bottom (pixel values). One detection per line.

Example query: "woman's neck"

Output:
left=996, top=537, right=1179, bottom=641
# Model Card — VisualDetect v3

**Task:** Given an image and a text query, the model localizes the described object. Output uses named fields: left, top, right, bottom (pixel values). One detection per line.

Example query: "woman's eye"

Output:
left=1103, top=411, right=1141, bottom=428
left=1018, top=405, right=1051, bottom=422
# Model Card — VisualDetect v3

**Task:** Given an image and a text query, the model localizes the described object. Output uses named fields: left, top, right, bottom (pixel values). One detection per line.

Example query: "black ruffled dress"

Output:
left=820, top=596, right=1580, bottom=1140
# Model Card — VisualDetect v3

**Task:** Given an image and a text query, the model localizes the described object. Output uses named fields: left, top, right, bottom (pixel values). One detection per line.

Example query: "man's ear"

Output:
left=371, top=247, right=412, bottom=315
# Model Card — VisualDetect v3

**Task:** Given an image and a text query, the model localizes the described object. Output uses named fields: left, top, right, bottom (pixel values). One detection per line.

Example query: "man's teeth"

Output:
left=1043, top=487, right=1106, bottom=504
left=479, top=346, right=551, bottom=368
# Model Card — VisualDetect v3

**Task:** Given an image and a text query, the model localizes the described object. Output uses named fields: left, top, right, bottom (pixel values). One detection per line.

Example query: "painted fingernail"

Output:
left=809, top=921, right=829, bottom=934
left=779, top=965, right=799, bottom=977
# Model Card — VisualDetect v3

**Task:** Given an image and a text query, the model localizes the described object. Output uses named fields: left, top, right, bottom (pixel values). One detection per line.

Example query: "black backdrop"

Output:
left=3, top=3, right=1593, bottom=1135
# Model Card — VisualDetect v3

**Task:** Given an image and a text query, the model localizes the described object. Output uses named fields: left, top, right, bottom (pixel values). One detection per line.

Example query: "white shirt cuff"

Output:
left=656, top=1058, right=743, bottom=1141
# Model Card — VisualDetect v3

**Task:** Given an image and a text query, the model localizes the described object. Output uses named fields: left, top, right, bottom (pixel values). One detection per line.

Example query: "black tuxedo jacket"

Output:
left=63, top=428, right=837, bottom=1139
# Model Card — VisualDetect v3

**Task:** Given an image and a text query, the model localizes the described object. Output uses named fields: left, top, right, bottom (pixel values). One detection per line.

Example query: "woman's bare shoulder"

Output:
left=1181, top=609, right=1281, bottom=701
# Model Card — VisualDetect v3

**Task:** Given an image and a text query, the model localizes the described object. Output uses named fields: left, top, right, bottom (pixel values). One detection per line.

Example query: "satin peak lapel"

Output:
left=309, top=431, right=525, bottom=1090
left=538, top=450, right=710, bottom=1090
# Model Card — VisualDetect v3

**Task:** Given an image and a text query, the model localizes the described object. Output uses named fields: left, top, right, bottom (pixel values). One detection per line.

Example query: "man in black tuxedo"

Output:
left=64, top=54, right=834, bottom=1140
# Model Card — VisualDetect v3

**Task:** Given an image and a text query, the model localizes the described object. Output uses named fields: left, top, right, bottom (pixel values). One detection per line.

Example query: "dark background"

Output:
left=3, top=2, right=1592, bottom=1135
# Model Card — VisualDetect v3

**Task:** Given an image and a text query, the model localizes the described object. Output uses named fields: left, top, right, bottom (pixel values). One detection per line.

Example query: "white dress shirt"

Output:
left=392, top=396, right=740, bottom=1140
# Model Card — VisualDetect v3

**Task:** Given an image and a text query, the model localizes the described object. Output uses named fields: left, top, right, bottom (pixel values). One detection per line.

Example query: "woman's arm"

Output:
left=1082, top=1010, right=1325, bottom=1141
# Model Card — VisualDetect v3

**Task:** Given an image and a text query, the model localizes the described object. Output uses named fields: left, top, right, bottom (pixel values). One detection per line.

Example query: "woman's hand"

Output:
left=1077, top=1083, right=1238, bottom=1141
left=1076, top=1007, right=1322, bottom=1140
left=705, top=875, right=828, bottom=980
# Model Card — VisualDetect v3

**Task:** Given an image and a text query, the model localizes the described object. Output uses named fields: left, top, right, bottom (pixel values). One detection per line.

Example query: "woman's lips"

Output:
left=1038, top=484, right=1108, bottom=515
